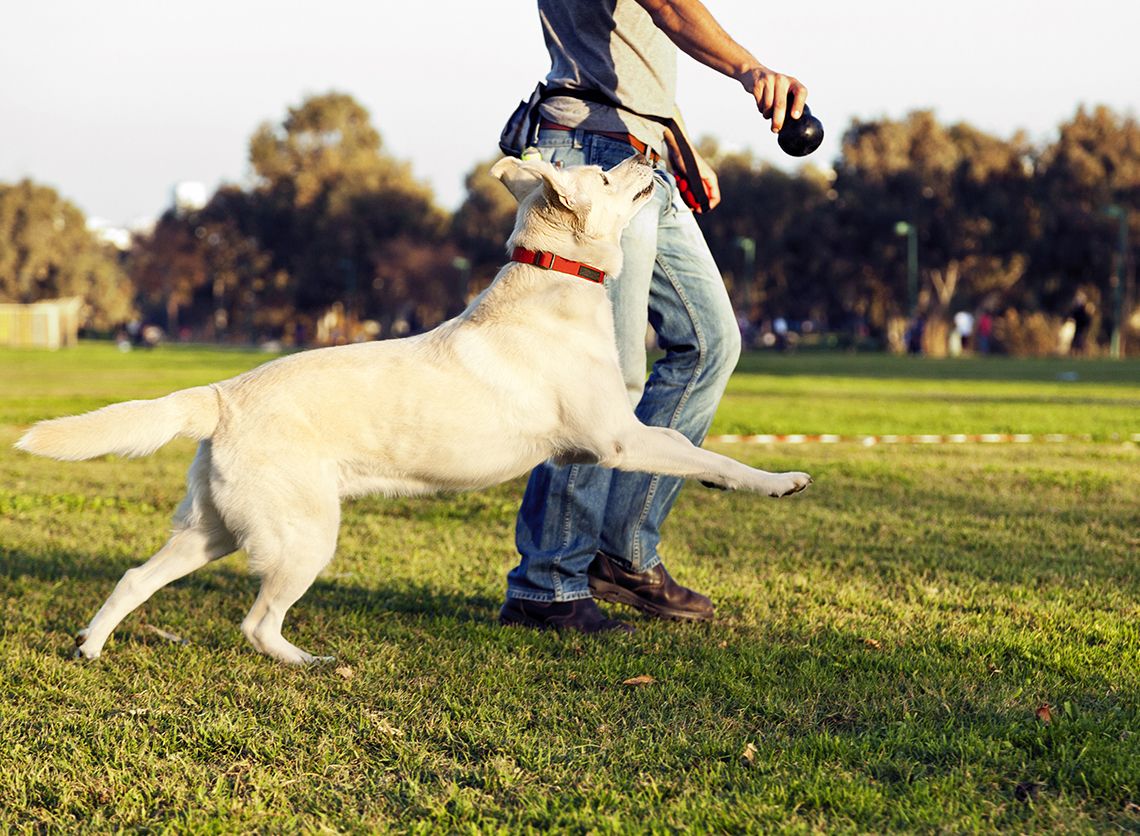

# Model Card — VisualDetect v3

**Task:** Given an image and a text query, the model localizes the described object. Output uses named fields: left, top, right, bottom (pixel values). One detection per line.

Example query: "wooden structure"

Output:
left=0, top=297, right=83, bottom=349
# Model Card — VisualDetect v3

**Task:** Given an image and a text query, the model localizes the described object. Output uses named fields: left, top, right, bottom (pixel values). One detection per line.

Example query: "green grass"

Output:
left=715, top=353, right=1140, bottom=439
left=1, top=343, right=1138, bottom=832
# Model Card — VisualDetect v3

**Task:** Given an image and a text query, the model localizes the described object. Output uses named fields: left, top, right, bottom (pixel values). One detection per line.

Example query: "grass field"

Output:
left=1, top=343, right=1138, bottom=832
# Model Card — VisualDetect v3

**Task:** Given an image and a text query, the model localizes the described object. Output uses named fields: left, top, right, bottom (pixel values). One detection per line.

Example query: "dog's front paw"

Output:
left=766, top=471, right=812, bottom=498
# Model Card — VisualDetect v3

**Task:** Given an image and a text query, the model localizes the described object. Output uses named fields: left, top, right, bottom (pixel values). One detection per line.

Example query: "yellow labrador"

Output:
left=17, top=154, right=810, bottom=664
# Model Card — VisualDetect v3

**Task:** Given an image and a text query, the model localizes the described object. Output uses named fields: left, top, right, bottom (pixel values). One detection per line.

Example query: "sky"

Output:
left=3, top=0, right=1138, bottom=229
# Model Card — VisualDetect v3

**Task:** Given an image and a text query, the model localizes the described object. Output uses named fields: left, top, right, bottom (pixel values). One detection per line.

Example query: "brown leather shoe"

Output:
left=587, top=552, right=714, bottom=622
left=499, top=596, right=634, bottom=634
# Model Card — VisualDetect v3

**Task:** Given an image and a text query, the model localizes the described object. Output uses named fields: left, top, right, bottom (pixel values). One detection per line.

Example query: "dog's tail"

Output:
left=15, top=386, right=220, bottom=461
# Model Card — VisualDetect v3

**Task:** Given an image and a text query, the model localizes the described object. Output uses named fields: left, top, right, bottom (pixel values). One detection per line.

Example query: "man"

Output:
left=499, top=0, right=809, bottom=633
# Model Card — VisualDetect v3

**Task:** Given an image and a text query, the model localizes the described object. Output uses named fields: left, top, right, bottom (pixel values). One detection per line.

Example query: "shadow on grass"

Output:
left=0, top=545, right=502, bottom=632
left=0, top=545, right=138, bottom=585
left=301, top=575, right=502, bottom=625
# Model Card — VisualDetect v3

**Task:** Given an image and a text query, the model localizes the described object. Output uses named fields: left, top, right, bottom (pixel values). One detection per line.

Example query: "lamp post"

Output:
left=735, top=235, right=756, bottom=308
left=1104, top=205, right=1128, bottom=359
left=452, top=256, right=471, bottom=316
left=735, top=236, right=756, bottom=280
left=894, top=221, right=918, bottom=316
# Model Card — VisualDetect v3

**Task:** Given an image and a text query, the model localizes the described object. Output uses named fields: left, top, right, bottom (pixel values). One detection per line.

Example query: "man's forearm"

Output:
left=635, top=0, right=808, bottom=129
left=635, top=0, right=761, bottom=81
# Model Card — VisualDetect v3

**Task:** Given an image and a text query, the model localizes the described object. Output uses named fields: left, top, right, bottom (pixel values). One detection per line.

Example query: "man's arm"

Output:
left=634, top=0, right=807, bottom=132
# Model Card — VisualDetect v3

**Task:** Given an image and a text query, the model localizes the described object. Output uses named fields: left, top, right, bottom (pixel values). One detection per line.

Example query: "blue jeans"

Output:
left=507, top=128, right=741, bottom=602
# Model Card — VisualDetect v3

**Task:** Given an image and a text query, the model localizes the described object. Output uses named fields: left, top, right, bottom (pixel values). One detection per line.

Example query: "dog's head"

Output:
left=491, top=154, right=656, bottom=274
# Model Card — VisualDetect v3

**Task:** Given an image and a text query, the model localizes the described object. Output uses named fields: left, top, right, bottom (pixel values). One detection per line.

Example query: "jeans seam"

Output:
left=549, top=463, right=581, bottom=598
left=629, top=245, right=707, bottom=572
left=506, top=587, right=592, bottom=603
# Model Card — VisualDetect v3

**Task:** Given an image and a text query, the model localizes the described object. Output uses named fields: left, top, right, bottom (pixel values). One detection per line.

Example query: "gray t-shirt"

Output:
left=537, top=0, right=676, bottom=156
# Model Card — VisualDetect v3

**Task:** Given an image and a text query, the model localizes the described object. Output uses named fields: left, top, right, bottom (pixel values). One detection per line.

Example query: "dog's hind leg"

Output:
left=238, top=484, right=340, bottom=665
left=240, top=533, right=338, bottom=665
left=76, top=502, right=237, bottom=660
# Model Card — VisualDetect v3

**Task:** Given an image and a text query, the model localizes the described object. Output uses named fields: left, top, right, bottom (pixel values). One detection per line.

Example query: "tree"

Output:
left=451, top=156, right=519, bottom=291
left=829, top=112, right=1036, bottom=353
left=124, top=92, right=459, bottom=343
left=0, top=179, right=134, bottom=330
left=196, top=186, right=281, bottom=341
left=247, top=92, right=449, bottom=321
left=699, top=141, right=832, bottom=325
left=129, top=187, right=279, bottom=341
left=1032, top=105, right=1140, bottom=348
left=129, top=211, right=210, bottom=336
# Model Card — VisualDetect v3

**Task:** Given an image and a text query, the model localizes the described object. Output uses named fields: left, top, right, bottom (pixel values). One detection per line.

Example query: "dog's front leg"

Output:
left=601, top=425, right=811, bottom=497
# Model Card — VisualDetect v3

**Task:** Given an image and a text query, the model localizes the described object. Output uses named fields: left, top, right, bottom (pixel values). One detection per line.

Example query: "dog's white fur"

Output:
left=17, top=155, right=810, bottom=664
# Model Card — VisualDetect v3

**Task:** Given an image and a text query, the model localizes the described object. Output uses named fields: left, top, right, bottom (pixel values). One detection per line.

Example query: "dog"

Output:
left=16, top=154, right=811, bottom=664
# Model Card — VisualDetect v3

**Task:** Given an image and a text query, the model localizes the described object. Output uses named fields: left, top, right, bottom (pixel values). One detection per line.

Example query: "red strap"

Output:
left=511, top=246, right=606, bottom=284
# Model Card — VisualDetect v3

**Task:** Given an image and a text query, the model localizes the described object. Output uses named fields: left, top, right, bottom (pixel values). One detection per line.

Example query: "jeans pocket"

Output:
left=587, top=134, right=653, bottom=171
left=534, top=130, right=587, bottom=169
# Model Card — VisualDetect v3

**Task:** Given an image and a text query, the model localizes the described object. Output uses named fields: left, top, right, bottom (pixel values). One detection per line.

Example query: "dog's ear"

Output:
left=490, top=157, right=545, bottom=203
left=490, top=157, right=584, bottom=211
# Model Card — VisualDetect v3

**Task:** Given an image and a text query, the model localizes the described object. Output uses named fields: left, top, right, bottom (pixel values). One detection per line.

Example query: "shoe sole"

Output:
left=498, top=614, right=553, bottom=631
left=498, top=612, right=634, bottom=634
left=588, top=578, right=714, bottom=622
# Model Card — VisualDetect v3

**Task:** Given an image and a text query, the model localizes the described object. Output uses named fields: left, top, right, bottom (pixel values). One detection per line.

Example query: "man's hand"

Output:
left=738, top=65, right=808, bottom=133
left=691, top=150, right=720, bottom=212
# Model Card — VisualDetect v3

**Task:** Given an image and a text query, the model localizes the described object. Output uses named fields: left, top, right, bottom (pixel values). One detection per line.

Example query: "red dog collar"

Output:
left=511, top=247, right=606, bottom=284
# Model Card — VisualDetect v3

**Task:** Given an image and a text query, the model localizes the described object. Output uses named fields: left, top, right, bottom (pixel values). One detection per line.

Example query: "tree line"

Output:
left=1, top=92, right=1136, bottom=355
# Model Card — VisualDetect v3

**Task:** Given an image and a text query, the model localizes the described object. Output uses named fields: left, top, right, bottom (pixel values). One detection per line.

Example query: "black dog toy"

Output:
left=777, top=94, right=824, bottom=157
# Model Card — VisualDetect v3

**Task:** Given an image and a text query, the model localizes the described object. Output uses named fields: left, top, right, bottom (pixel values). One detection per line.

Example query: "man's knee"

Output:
left=702, top=307, right=741, bottom=381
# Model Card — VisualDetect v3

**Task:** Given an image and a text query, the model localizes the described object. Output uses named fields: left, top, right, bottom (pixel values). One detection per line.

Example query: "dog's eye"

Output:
left=600, top=173, right=610, bottom=186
